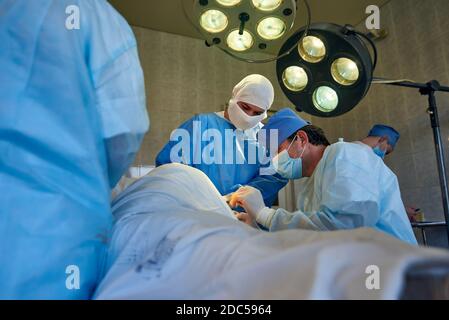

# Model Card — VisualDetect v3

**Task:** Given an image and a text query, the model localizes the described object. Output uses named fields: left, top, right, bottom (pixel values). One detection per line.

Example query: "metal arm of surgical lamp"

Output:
left=373, top=78, right=449, bottom=245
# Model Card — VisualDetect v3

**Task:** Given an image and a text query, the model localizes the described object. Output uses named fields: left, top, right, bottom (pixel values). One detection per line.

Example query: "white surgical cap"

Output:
left=230, top=74, right=275, bottom=111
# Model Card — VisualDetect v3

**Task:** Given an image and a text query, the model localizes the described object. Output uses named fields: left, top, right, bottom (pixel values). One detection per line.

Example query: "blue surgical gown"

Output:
left=0, top=0, right=149, bottom=298
left=266, top=142, right=418, bottom=245
left=156, top=113, right=287, bottom=206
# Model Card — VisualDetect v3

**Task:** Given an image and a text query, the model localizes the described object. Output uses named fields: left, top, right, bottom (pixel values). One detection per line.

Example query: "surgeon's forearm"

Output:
left=255, top=207, right=276, bottom=228
left=260, top=208, right=330, bottom=231
left=246, top=174, right=288, bottom=207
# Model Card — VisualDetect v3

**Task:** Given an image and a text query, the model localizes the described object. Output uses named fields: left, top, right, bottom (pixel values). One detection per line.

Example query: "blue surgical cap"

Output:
left=259, top=108, right=310, bottom=151
left=368, top=124, right=400, bottom=148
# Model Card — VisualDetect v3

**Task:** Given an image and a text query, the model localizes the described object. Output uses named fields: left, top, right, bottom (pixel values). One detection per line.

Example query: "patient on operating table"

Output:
left=94, top=163, right=449, bottom=300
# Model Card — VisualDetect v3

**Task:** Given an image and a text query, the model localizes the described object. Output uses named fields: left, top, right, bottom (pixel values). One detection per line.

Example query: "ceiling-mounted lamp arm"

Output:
left=373, top=78, right=449, bottom=92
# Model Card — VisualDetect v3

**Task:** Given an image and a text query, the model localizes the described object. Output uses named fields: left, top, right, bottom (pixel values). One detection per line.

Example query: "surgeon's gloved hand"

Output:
left=234, top=211, right=257, bottom=228
left=230, top=186, right=275, bottom=227
left=226, top=184, right=245, bottom=212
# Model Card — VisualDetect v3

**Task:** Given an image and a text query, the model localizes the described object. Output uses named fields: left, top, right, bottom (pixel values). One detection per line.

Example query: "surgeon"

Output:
left=156, top=74, right=287, bottom=206
left=230, top=109, right=417, bottom=245
left=0, top=0, right=149, bottom=299
left=359, top=124, right=400, bottom=159
left=359, top=125, right=421, bottom=222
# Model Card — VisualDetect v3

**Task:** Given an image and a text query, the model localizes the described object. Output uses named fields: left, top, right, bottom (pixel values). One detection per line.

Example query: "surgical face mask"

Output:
left=373, top=146, right=386, bottom=159
left=228, top=101, right=266, bottom=130
left=272, top=137, right=306, bottom=179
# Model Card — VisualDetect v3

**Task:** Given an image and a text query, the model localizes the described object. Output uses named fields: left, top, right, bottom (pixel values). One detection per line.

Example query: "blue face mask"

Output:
left=272, top=137, right=305, bottom=179
left=373, top=146, right=386, bottom=159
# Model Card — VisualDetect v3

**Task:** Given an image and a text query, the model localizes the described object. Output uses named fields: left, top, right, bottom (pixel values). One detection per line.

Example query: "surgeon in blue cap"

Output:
left=258, top=108, right=311, bottom=157
left=360, top=125, right=401, bottom=159
left=360, top=125, right=422, bottom=222
left=231, top=108, right=417, bottom=245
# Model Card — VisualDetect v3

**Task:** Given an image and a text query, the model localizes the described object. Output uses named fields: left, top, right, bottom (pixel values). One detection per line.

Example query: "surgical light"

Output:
left=216, top=0, right=242, bottom=7
left=282, top=66, right=308, bottom=92
left=187, top=0, right=300, bottom=62
left=227, top=29, right=254, bottom=51
left=312, top=86, right=338, bottom=112
left=276, top=23, right=375, bottom=117
left=298, top=36, right=326, bottom=63
left=331, top=57, right=359, bottom=86
left=257, top=17, right=286, bottom=40
left=200, top=10, right=228, bottom=33
left=252, top=0, right=283, bottom=12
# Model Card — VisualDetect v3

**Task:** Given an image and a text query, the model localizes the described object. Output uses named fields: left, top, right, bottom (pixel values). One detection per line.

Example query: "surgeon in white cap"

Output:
left=156, top=74, right=288, bottom=206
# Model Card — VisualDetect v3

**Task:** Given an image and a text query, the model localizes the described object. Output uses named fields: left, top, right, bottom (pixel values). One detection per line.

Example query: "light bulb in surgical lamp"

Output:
left=200, top=10, right=229, bottom=34
left=252, top=0, right=283, bottom=12
left=298, top=36, right=326, bottom=63
left=331, top=57, right=360, bottom=86
left=313, top=86, right=339, bottom=112
left=282, top=66, right=308, bottom=92
left=216, top=0, right=242, bottom=7
left=257, top=17, right=286, bottom=40
left=227, top=30, right=254, bottom=52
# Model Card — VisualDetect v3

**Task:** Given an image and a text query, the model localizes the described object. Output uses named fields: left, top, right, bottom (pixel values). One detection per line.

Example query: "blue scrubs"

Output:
left=0, top=0, right=149, bottom=298
left=156, top=113, right=287, bottom=206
